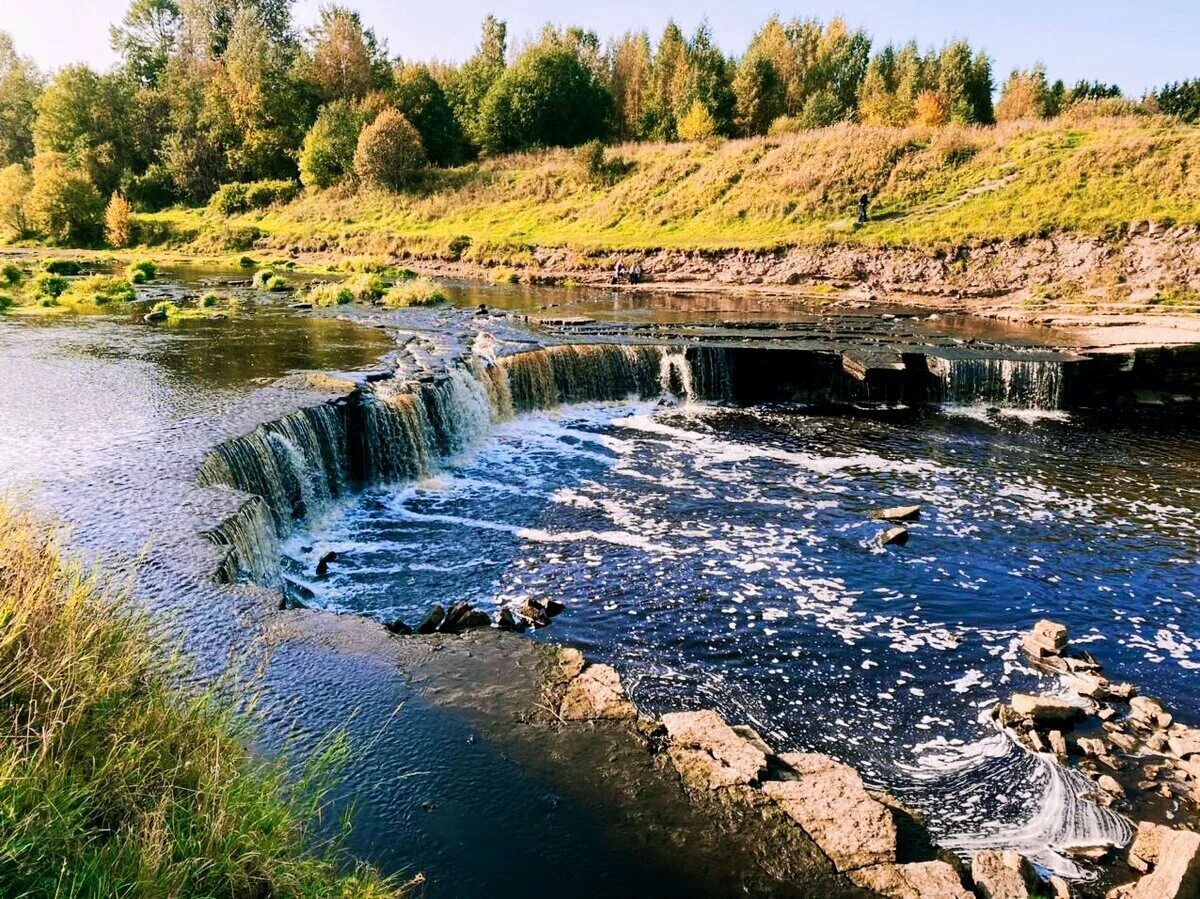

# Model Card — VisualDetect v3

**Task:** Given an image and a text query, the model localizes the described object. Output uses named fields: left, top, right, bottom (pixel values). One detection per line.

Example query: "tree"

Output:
left=996, top=66, right=1051, bottom=121
left=604, top=31, right=652, bottom=140
left=298, top=99, right=363, bottom=188
left=733, top=53, right=785, bottom=135
left=392, top=65, right=465, bottom=166
left=1154, top=79, right=1200, bottom=123
left=669, top=22, right=735, bottom=137
left=0, top=33, right=43, bottom=166
left=914, top=89, right=949, bottom=126
left=0, top=163, right=31, bottom=239
left=442, top=15, right=507, bottom=149
left=33, top=65, right=135, bottom=195
left=26, top=152, right=104, bottom=245
left=179, top=0, right=295, bottom=58
left=306, top=5, right=385, bottom=101
left=676, top=100, right=716, bottom=141
left=353, top=107, right=425, bottom=191
left=476, top=46, right=612, bottom=154
left=111, top=0, right=182, bottom=86
left=641, top=21, right=687, bottom=140
left=105, top=193, right=134, bottom=247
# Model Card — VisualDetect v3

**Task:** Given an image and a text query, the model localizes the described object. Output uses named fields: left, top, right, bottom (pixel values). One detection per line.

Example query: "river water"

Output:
left=3, top=270, right=1198, bottom=891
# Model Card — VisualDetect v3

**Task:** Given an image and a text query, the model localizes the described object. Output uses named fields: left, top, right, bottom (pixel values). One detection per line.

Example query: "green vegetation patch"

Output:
left=382, top=276, right=447, bottom=307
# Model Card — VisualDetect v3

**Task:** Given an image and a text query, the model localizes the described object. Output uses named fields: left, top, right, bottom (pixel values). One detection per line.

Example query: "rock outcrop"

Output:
left=763, top=753, right=897, bottom=873
left=971, top=849, right=1037, bottom=899
left=558, top=663, right=637, bottom=721
left=849, top=861, right=971, bottom=898
left=660, top=709, right=768, bottom=791
left=1109, top=822, right=1200, bottom=898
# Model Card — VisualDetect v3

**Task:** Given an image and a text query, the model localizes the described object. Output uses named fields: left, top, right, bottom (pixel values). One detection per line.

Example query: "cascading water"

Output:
left=926, top=355, right=1065, bottom=409
left=197, top=343, right=731, bottom=582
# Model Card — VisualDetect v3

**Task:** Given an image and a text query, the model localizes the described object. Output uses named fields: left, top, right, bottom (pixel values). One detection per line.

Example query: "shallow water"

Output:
left=285, top=399, right=1200, bottom=874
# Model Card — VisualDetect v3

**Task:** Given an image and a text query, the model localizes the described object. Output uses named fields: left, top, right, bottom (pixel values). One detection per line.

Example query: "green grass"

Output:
left=136, top=117, right=1200, bottom=264
left=381, top=276, right=447, bottom=307
left=0, top=500, right=412, bottom=898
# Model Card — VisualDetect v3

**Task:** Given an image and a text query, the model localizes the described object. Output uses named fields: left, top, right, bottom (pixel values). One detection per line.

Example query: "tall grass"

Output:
left=0, top=500, right=412, bottom=898
left=159, top=116, right=1200, bottom=258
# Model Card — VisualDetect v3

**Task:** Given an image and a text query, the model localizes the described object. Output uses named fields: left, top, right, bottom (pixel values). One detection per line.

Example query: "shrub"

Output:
left=105, top=194, right=134, bottom=248
left=490, top=267, right=518, bottom=284
left=344, top=271, right=387, bottom=300
left=26, top=153, right=105, bottom=245
left=307, top=282, right=355, bottom=306
left=353, top=108, right=426, bottom=192
left=127, top=259, right=157, bottom=283
left=677, top=102, right=718, bottom=141
left=43, top=259, right=82, bottom=275
left=238, top=255, right=256, bottom=268
left=60, top=275, right=137, bottom=308
left=382, top=276, right=446, bottom=307
left=32, top=273, right=70, bottom=298
left=209, top=180, right=301, bottom=216
left=575, top=139, right=606, bottom=180
left=121, top=163, right=176, bottom=212
left=299, top=100, right=365, bottom=190
left=0, top=294, right=13, bottom=311
left=201, top=293, right=220, bottom=307
left=1, top=263, right=23, bottom=286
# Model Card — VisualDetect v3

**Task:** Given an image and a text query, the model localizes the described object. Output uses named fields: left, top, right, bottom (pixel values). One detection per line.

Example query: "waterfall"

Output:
left=198, top=342, right=731, bottom=581
left=926, top=355, right=1065, bottom=410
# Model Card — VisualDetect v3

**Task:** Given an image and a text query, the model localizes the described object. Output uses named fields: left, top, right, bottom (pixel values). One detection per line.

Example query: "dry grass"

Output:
left=141, top=117, right=1200, bottom=261
left=0, top=500, right=411, bottom=898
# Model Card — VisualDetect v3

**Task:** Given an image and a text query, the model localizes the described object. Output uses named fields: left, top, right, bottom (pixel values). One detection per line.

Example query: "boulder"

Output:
left=496, top=608, right=523, bottom=631
left=881, top=526, right=910, bottom=547
left=544, top=598, right=566, bottom=618
left=1021, top=620, right=1068, bottom=658
left=553, top=647, right=585, bottom=683
left=1129, top=696, right=1172, bottom=730
left=1098, top=775, right=1125, bottom=797
left=1077, top=737, right=1107, bottom=757
left=384, top=619, right=413, bottom=635
left=660, top=710, right=768, bottom=791
left=559, top=664, right=637, bottom=722
left=414, top=604, right=445, bottom=635
left=763, top=752, right=896, bottom=872
left=1168, top=727, right=1200, bottom=759
left=438, top=601, right=491, bottom=634
left=849, top=861, right=971, bottom=898
left=730, top=724, right=775, bottom=759
left=511, top=598, right=551, bottom=628
left=1114, top=824, right=1200, bottom=898
left=870, top=504, right=922, bottom=522
left=1049, top=730, right=1068, bottom=757
left=315, top=550, right=338, bottom=577
left=1066, top=673, right=1111, bottom=699
left=1049, top=875, right=1071, bottom=898
left=971, top=849, right=1036, bottom=899
left=1010, top=693, right=1089, bottom=724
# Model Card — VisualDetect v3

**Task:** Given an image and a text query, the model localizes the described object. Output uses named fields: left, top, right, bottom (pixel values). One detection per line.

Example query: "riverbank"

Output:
left=0, top=501, right=410, bottom=898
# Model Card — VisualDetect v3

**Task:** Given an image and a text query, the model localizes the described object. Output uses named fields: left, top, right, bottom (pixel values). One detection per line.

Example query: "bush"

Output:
left=0, top=294, right=13, bottom=311
left=0, top=164, right=32, bottom=240
left=127, top=259, right=157, bottom=283
left=60, top=275, right=137, bottom=308
left=299, top=100, right=365, bottom=190
left=353, top=108, right=426, bottom=192
left=105, top=194, right=134, bottom=248
left=238, top=255, right=256, bottom=268
left=1, top=263, right=23, bottom=286
left=677, top=102, right=718, bottom=141
left=209, top=180, right=301, bottom=216
left=121, top=163, right=176, bottom=212
left=42, top=259, right=82, bottom=275
left=382, top=276, right=446, bottom=307
left=476, top=47, right=612, bottom=154
left=201, top=293, right=220, bottom=307
left=307, top=282, right=355, bottom=306
left=344, top=271, right=387, bottom=300
left=252, top=269, right=290, bottom=292
left=26, top=153, right=105, bottom=246
left=32, top=273, right=70, bottom=299
left=490, top=267, right=518, bottom=284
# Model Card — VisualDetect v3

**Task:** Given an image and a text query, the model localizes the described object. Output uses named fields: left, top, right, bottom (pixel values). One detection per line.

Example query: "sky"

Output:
left=2, top=0, right=1198, bottom=96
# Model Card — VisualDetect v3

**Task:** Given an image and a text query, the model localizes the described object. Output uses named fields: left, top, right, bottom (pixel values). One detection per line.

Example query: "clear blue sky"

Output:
left=4, top=0, right=1198, bottom=95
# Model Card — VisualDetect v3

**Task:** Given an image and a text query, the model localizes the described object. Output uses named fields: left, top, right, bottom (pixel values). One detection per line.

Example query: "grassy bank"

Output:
left=139, top=118, right=1200, bottom=262
left=0, top=501, right=411, bottom=898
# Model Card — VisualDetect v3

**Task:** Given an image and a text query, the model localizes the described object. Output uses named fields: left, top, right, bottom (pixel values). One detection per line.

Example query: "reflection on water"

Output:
left=286, top=400, right=1200, bottom=874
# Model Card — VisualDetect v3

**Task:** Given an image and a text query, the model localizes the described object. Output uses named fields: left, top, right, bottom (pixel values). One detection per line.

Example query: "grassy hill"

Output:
left=149, top=117, right=1200, bottom=263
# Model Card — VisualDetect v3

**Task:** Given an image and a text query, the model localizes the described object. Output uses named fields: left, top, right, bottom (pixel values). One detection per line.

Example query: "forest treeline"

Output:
left=0, top=0, right=1198, bottom=246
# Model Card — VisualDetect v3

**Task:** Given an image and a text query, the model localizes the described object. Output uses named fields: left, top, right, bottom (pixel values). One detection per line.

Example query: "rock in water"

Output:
left=870, top=504, right=922, bottom=522
left=1113, top=823, right=1200, bottom=898
left=881, top=526, right=910, bottom=547
left=971, top=850, right=1036, bottom=898
left=315, top=550, right=338, bottom=577
left=559, top=664, right=636, bottom=721
left=414, top=604, right=446, bottom=635
left=384, top=619, right=413, bottom=635
left=496, top=608, right=522, bottom=631
left=1010, top=693, right=1089, bottom=724
left=763, top=752, right=897, bottom=873
left=851, top=861, right=972, bottom=899
left=660, top=710, right=769, bottom=791
left=544, top=598, right=566, bottom=618
left=1021, top=619, right=1069, bottom=658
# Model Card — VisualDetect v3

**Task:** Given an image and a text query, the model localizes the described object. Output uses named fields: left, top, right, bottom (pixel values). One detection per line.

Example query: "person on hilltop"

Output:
left=857, top=191, right=870, bottom=224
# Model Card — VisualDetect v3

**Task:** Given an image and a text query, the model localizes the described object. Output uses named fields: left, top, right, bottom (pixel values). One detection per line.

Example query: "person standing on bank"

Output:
left=857, top=191, right=870, bottom=224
